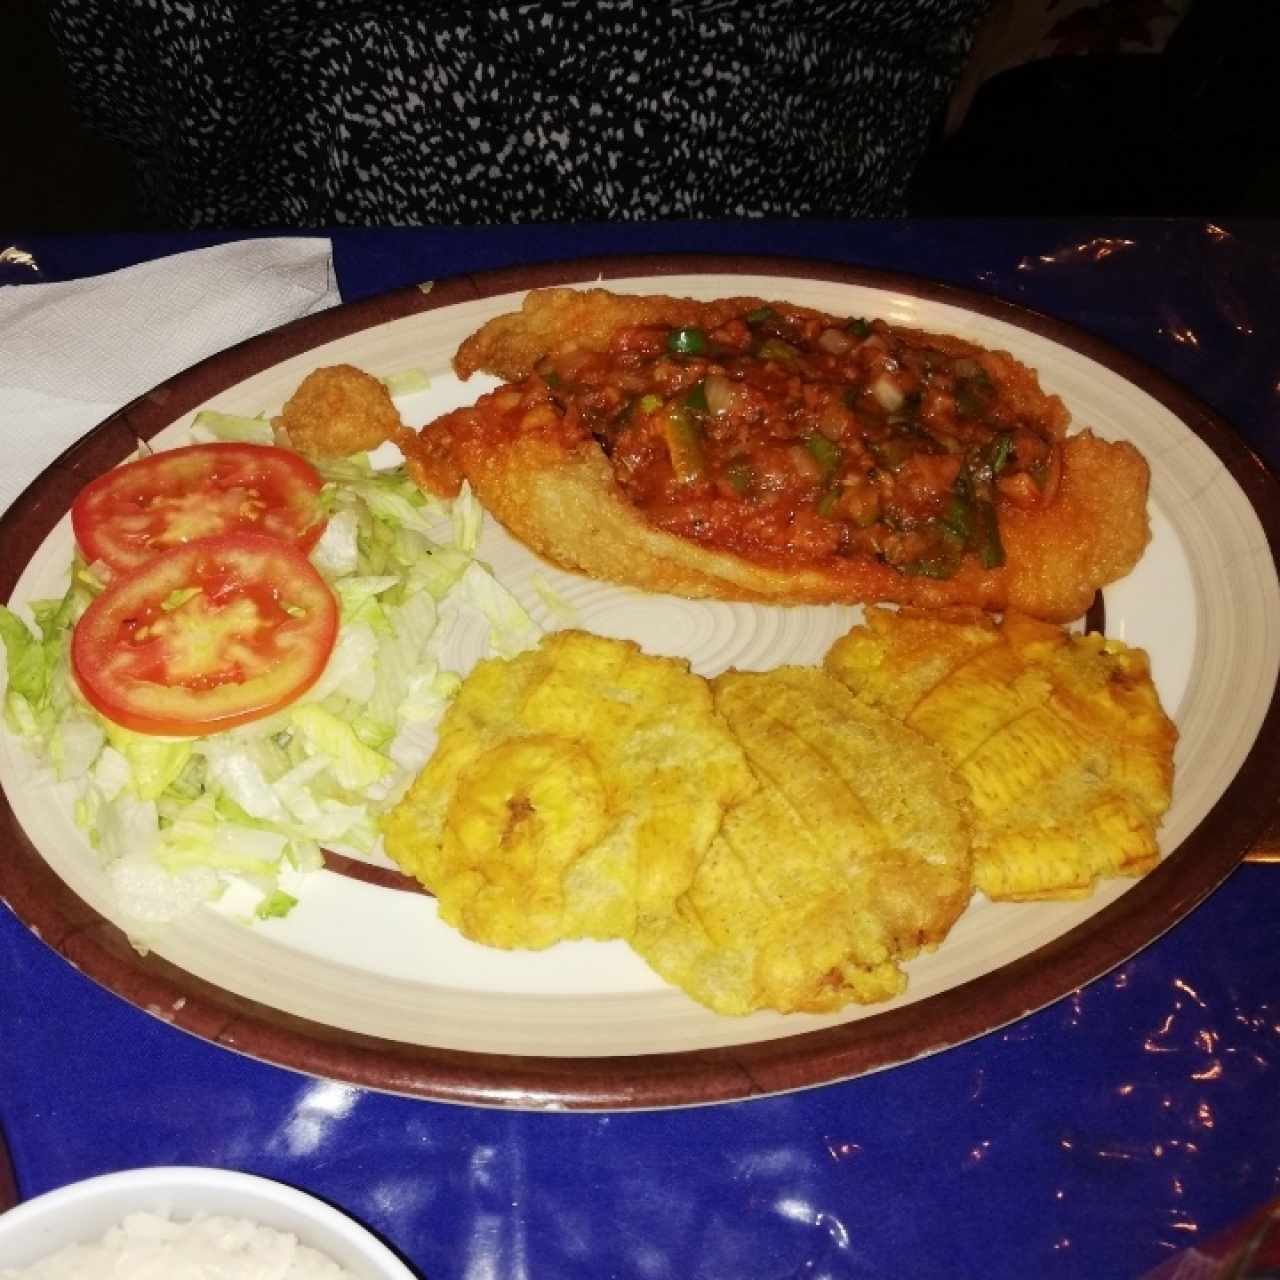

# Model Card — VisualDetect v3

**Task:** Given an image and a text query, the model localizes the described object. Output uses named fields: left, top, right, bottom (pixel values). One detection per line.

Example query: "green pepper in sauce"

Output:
left=942, top=461, right=1005, bottom=571
left=941, top=489, right=975, bottom=543
left=868, top=436, right=917, bottom=470
left=684, top=379, right=709, bottom=413
left=954, top=369, right=994, bottom=419
left=904, top=551, right=963, bottom=580
left=805, top=433, right=842, bottom=475
left=985, top=431, right=1014, bottom=474
left=663, top=404, right=706, bottom=483
left=972, top=498, right=1005, bottom=568
left=667, top=327, right=708, bottom=356
left=954, top=383, right=983, bottom=419
left=841, top=486, right=881, bottom=527
left=901, top=525, right=965, bottom=579
left=756, top=336, right=800, bottom=364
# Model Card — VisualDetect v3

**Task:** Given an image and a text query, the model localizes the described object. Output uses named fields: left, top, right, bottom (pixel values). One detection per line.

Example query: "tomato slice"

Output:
left=72, top=532, right=339, bottom=736
left=71, top=443, right=327, bottom=575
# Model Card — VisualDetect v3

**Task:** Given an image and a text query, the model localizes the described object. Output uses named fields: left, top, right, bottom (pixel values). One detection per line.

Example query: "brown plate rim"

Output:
left=2, top=252, right=1278, bottom=1111
left=0, top=1123, right=16, bottom=1211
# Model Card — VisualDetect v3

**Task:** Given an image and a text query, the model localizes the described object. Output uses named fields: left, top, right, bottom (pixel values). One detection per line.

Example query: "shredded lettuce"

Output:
left=50, top=716, right=106, bottom=781
left=191, top=410, right=275, bottom=445
left=290, top=704, right=392, bottom=791
left=308, top=508, right=360, bottom=578
left=452, top=482, right=483, bottom=554
left=380, top=367, right=431, bottom=397
left=0, top=608, right=50, bottom=708
left=104, top=724, right=194, bottom=801
left=456, top=561, right=542, bottom=658
left=257, top=889, right=299, bottom=919
left=1, top=564, right=98, bottom=740
left=1, top=440, right=544, bottom=934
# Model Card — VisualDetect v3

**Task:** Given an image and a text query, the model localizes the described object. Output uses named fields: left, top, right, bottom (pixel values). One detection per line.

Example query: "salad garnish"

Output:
left=0, top=389, right=540, bottom=940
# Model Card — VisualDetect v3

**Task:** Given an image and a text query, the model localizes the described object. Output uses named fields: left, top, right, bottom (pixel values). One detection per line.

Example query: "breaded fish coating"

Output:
left=454, top=288, right=785, bottom=381
left=631, top=667, right=974, bottom=1015
left=273, top=363, right=404, bottom=458
left=410, top=288, right=1152, bottom=622
left=381, top=630, right=755, bottom=949
left=825, top=608, right=1178, bottom=900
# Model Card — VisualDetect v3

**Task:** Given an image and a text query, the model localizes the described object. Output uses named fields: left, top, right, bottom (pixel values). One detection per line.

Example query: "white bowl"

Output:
left=0, top=1166, right=420, bottom=1277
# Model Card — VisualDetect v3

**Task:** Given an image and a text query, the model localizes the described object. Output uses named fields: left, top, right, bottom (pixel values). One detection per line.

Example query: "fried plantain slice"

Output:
left=381, top=630, right=756, bottom=949
left=631, top=667, right=973, bottom=1015
left=825, top=608, right=1178, bottom=901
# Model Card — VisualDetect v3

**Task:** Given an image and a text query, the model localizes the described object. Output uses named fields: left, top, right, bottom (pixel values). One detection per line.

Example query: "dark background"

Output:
left=3, top=0, right=1278, bottom=232
left=5, top=0, right=135, bottom=231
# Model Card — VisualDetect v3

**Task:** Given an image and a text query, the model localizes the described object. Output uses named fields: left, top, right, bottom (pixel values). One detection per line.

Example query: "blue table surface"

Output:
left=1, top=220, right=1278, bottom=1279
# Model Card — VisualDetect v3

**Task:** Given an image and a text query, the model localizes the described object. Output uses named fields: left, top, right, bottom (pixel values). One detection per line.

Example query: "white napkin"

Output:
left=0, top=237, right=341, bottom=518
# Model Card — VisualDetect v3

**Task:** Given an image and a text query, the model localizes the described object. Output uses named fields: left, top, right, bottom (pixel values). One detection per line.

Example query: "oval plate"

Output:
left=2, top=255, right=1279, bottom=1110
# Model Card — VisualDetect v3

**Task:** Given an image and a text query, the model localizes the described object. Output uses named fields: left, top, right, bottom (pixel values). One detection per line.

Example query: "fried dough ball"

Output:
left=273, top=363, right=403, bottom=458
left=825, top=608, right=1178, bottom=901
left=631, top=667, right=974, bottom=1015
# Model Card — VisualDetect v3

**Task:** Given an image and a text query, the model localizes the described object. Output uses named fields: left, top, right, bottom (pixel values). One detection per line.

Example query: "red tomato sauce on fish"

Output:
left=518, top=304, right=1070, bottom=580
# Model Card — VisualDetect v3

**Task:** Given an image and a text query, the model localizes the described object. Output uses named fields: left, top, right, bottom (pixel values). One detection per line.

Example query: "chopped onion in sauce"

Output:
left=703, top=373, right=736, bottom=417
left=871, top=374, right=905, bottom=413
left=817, top=327, right=854, bottom=355
left=789, top=444, right=823, bottom=480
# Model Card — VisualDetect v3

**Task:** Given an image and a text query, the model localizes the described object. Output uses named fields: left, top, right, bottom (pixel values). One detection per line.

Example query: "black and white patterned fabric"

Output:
left=49, top=0, right=989, bottom=227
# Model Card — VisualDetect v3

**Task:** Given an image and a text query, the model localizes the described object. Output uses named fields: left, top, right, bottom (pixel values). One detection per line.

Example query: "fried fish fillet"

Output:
left=631, top=667, right=974, bottom=1015
left=407, top=287, right=1151, bottom=622
left=824, top=608, right=1177, bottom=900
left=381, top=630, right=755, bottom=949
